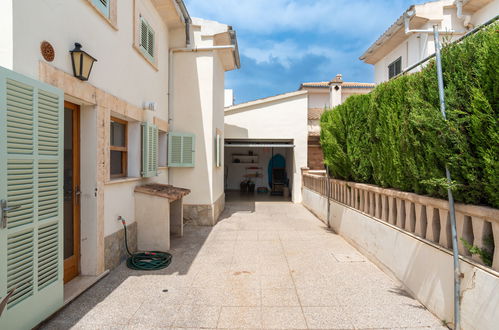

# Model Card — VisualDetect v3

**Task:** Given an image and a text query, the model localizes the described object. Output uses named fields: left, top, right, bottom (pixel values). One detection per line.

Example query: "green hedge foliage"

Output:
left=320, top=23, right=499, bottom=208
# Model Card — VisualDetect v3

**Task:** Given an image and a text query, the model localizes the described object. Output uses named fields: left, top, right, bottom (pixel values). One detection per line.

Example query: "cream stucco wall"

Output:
left=1, top=1, right=186, bottom=276
left=224, top=92, right=308, bottom=202
left=0, top=0, right=13, bottom=69
left=4, top=0, right=171, bottom=123
left=103, top=168, right=167, bottom=237
left=306, top=89, right=330, bottom=109
left=170, top=19, right=229, bottom=209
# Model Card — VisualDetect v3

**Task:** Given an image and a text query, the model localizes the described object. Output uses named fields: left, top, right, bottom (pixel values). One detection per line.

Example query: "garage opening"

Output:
left=224, top=139, right=294, bottom=202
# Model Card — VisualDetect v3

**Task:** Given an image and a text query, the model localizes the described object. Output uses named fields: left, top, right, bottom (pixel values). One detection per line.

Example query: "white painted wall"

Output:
left=341, top=88, right=375, bottom=103
left=103, top=168, right=168, bottom=237
left=224, top=92, right=308, bottom=202
left=170, top=18, right=231, bottom=207
left=372, top=0, right=498, bottom=84
left=0, top=0, right=13, bottom=69
left=212, top=55, right=226, bottom=203
left=2, top=0, right=179, bottom=241
left=5, top=0, right=171, bottom=123
left=224, top=89, right=234, bottom=107
left=307, top=90, right=330, bottom=109
left=471, top=0, right=499, bottom=25
left=302, top=187, right=499, bottom=330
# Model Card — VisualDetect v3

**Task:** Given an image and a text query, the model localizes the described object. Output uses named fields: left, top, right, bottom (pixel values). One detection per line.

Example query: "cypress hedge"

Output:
left=320, top=23, right=499, bottom=208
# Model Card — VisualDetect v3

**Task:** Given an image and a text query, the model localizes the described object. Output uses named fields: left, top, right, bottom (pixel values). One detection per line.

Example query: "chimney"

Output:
left=329, top=74, right=344, bottom=108
left=331, top=74, right=343, bottom=83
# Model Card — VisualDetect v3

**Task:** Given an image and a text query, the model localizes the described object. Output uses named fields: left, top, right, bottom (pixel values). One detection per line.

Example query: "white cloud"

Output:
left=240, top=39, right=350, bottom=69
left=185, top=0, right=413, bottom=37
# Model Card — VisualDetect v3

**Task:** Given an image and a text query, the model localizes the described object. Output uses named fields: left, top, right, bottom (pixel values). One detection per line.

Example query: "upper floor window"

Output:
left=92, top=0, right=110, bottom=18
left=388, top=57, right=402, bottom=79
left=140, top=17, right=155, bottom=62
left=87, top=0, right=117, bottom=29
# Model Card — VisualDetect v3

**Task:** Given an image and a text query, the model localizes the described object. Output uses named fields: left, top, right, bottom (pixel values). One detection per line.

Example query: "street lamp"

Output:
left=70, top=43, right=97, bottom=81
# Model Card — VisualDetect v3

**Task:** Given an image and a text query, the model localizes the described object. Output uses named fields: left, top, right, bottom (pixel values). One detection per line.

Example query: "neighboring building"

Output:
left=360, top=0, right=499, bottom=84
left=224, top=91, right=308, bottom=203
left=0, top=1, right=238, bottom=328
left=224, top=89, right=234, bottom=107
left=299, top=74, right=375, bottom=169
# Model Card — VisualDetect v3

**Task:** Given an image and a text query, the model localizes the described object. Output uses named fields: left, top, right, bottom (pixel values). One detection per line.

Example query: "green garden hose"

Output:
left=120, top=217, right=172, bottom=271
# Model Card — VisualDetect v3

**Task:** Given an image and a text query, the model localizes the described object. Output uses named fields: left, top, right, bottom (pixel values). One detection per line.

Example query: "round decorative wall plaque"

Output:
left=40, top=41, right=55, bottom=62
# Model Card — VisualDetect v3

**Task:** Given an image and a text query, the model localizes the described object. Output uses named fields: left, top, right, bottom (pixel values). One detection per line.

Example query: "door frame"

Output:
left=63, top=101, right=81, bottom=283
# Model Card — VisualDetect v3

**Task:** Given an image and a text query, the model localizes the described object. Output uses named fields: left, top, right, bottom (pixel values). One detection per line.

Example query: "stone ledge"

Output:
left=134, top=183, right=190, bottom=201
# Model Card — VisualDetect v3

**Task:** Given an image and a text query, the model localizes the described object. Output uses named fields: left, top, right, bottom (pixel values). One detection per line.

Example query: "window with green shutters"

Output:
left=141, top=122, right=158, bottom=177
left=168, top=133, right=195, bottom=167
left=140, top=17, right=155, bottom=62
left=92, top=0, right=110, bottom=18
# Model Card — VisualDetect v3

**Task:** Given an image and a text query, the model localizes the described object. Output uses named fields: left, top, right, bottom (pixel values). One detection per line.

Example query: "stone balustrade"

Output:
left=303, top=173, right=499, bottom=271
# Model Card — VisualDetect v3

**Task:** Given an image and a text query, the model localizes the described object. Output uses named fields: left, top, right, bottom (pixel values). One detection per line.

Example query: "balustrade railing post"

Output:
left=492, top=222, right=499, bottom=271
left=425, top=206, right=439, bottom=243
left=396, top=199, right=405, bottom=229
left=388, top=197, right=396, bottom=225
left=405, top=201, right=416, bottom=233
left=439, top=209, right=452, bottom=249
left=470, top=217, right=492, bottom=265
left=414, top=204, right=427, bottom=239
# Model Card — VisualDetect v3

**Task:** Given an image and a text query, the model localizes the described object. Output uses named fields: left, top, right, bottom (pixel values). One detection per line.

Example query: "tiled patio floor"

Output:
left=42, top=200, right=446, bottom=329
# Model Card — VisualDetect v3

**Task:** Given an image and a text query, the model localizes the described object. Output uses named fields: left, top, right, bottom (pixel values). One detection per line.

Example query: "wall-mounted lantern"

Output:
left=70, top=43, right=97, bottom=81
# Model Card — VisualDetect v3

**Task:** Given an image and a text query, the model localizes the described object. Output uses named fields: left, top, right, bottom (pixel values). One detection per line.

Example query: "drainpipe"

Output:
left=455, top=0, right=473, bottom=29
left=175, top=0, right=192, bottom=47
left=167, top=45, right=236, bottom=183
left=433, top=25, right=461, bottom=330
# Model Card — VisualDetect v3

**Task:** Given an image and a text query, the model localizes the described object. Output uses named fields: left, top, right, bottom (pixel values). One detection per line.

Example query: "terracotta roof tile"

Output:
left=308, top=108, right=324, bottom=120
left=342, top=82, right=376, bottom=88
left=301, top=81, right=329, bottom=88
left=300, top=81, right=375, bottom=89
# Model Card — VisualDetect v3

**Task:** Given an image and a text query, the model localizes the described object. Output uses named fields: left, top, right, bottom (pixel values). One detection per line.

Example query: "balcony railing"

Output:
left=303, top=172, right=499, bottom=271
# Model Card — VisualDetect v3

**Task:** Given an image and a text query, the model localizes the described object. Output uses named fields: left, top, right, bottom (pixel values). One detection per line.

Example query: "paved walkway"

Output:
left=43, top=201, right=445, bottom=329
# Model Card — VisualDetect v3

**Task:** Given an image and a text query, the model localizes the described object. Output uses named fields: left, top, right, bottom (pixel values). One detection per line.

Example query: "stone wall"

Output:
left=184, top=193, right=225, bottom=226
left=104, top=222, right=137, bottom=270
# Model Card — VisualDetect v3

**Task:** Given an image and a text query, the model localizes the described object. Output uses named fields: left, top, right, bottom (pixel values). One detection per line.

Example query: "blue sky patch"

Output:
left=185, top=0, right=424, bottom=104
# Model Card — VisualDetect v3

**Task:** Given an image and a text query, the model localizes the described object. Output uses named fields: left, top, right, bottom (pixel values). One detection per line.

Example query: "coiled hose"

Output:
left=120, top=217, right=172, bottom=271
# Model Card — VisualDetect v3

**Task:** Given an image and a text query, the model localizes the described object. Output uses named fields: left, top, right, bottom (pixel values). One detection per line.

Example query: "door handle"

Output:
left=1, top=200, right=21, bottom=229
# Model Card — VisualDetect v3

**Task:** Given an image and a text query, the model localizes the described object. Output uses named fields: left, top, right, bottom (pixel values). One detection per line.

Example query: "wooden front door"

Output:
left=63, top=102, right=80, bottom=283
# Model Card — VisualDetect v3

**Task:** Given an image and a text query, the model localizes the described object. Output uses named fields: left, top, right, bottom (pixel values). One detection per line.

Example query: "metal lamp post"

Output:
left=433, top=24, right=461, bottom=330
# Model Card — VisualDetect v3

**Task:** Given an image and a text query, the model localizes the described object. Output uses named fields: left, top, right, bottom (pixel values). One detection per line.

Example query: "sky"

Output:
left=184, top=0, right=422, bottom=104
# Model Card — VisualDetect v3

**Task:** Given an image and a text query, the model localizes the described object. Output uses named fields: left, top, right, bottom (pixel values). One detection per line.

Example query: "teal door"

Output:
left=0, top=66, right=64, bottom=329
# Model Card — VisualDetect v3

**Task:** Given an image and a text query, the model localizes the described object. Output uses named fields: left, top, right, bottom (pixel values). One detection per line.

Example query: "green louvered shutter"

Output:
left=140, top=17, right=155, bottom=62
left=92, top=0, right=110, bottom=18
left=141, top=122, right=158, bottom=177
left=0, top=66, right=64, bottom=329
left=168, top=133, right=195, bottom=167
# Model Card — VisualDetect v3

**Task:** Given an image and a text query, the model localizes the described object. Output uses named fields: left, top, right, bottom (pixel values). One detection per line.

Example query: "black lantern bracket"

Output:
left=70, top=42, right=97, bottom=81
